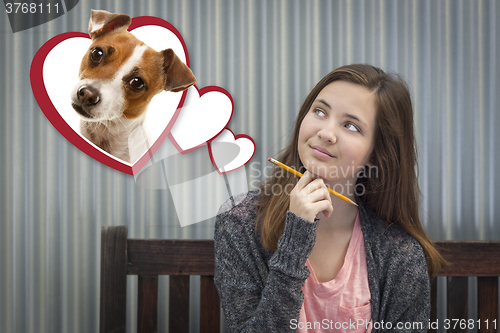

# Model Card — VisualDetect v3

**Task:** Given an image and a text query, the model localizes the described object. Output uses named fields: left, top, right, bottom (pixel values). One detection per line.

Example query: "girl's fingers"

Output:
left=293, top=170, right=315, bottom=192
left=302, top=177, right=328, bottom=195
left=313, top=200, right=334, bottom=218
left=307, top=182, right=333, bottom=219
left=289, top=170, right=334, bottom=222
left=304, top=186, right=331, bottom=204
left=322, top=202, right=334, bottom=218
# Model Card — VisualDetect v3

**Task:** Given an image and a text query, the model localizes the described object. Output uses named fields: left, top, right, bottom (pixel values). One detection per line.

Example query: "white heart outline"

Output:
left=168, top=85, right=234, bottom=154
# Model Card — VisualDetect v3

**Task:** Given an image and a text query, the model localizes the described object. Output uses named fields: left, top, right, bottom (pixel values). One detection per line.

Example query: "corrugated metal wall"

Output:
left=1, top=0, right=499, bottom=332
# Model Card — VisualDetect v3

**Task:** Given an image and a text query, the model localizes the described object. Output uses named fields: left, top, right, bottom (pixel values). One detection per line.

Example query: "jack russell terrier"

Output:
left=71, top=9, right=196, bottom=163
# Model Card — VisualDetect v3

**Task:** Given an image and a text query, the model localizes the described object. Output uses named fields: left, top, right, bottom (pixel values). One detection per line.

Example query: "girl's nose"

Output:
left=317, top=127, right=337, bottom=144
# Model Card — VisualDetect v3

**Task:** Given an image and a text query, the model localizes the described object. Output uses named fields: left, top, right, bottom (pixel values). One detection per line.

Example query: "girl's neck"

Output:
left=323, top=177, right=358, bottom=202
left=316, top=194, right=359, bottom=232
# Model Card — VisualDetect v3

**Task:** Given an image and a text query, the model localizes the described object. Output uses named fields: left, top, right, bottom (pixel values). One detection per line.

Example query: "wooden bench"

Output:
left=100, top=226, right=500, bottom=332
left=100, top=226, right=219, bottom=333
left=430, top=241, right=500, bottom=333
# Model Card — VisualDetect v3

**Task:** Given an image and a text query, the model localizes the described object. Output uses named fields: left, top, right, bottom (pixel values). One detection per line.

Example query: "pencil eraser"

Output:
left=268, top=157, right=271, bottom=161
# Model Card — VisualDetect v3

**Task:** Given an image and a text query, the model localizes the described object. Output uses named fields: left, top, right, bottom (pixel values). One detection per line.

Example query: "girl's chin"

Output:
left=303, top=162, right=335, bottom=177
left=303, top=164, right=354, bottom=185
left=304, top=168, right=334, bottom=182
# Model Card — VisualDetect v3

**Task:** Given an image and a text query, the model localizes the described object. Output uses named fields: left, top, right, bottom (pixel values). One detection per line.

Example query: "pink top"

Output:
left=297, top=213, right=371, bottom=332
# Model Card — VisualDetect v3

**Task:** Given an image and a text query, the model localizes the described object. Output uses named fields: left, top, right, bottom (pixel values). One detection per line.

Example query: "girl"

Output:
left=214, top=64, right=446, bottom=332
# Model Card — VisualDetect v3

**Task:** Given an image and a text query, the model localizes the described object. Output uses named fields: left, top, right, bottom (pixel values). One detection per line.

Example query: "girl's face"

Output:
left=297, top=81, right=377, bottom=187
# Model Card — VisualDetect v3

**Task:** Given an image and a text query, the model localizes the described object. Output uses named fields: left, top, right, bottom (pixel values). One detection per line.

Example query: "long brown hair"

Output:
left=256, top=64, right=446, bottom=277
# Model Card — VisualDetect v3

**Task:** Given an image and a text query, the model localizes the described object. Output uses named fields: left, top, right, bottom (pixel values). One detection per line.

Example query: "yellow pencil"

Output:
left=268, top=157, right=358, bottom=206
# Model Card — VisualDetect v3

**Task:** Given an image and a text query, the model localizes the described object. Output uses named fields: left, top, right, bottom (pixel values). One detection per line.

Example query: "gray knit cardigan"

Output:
left=214, top=190, right=430, bottom=332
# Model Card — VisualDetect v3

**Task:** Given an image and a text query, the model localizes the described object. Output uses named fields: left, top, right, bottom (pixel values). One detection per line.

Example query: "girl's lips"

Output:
left=311, top=146, right=335, bottom=159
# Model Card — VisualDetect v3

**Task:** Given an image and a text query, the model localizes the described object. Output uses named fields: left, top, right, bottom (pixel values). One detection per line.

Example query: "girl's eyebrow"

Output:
left=316, top=99, right=367, bottom=128
left=343, top=113, right=366, bottom=128
left=317, top=99, right=331, bottom=109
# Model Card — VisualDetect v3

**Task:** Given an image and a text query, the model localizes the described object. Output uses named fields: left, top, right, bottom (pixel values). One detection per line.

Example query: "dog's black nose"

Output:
left=77, top=86, right=101, bottom=106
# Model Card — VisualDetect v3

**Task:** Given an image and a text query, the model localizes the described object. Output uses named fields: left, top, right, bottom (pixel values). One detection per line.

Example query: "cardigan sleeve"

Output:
left=214, top=197, right=317, bottom=332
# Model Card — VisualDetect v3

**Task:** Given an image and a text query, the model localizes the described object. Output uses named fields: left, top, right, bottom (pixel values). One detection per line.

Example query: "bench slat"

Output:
left=477, top=277, right=499, bottom=333
left=429, top=277, right=438, bottom=333
left=435, top=241, right=500, bottom=277
left=127, top=240, right=215, bottom=275
left=100, top=226, right=128, bottom=333
left=169, top=275, right=190, bottom=333
left=200, top=276, right=220, bottom=333
left=138, top=275, right=159, bottom=333
left=447, top=277, right=468, bottom=332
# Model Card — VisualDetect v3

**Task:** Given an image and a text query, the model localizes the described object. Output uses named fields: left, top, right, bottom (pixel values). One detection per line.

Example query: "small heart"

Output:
left=211, top=142, right=241, bottom=167
left=209, top=129, right=255, bottom=174
left=168, top=86, right=233, bottom=154
left=31, top=16, right=192, bottom=175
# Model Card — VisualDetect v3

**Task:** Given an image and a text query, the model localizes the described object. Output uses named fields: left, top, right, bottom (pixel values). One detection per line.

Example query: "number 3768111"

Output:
left=5, top=3, right=60, bottom=14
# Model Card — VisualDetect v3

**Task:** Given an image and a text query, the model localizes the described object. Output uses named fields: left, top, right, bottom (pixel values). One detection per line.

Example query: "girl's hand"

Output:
left=289, top=171, right=334, bottom=223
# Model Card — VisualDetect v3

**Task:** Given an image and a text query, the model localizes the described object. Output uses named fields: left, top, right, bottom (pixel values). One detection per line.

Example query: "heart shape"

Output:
left=208, top=129, right=256, bottom=174
left=168, top=86, right=233, bottom=154
left=30, top=16, right=191, bottom=175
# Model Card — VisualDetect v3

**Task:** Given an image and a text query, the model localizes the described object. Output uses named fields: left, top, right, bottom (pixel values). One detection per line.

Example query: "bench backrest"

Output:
left=100, top=226, right=500, bottom=332
left=100, top=226, right=219, bottom=333
left=430, top=241, right=500, bottom=333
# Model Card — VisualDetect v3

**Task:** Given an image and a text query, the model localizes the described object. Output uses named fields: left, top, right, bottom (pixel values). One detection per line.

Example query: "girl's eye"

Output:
left=345, top=122, right=360, bottom=132
left=314, top=108, right=326, bottom=117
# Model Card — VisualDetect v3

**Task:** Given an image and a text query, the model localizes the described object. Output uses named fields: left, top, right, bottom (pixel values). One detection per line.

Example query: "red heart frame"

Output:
left=30, top=16, right=191, bottom=175
left=207, top=129, right=256, bottom=175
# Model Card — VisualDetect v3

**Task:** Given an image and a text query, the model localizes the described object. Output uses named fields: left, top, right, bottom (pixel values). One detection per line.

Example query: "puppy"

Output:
left=71, top=10, right=196, bottom=163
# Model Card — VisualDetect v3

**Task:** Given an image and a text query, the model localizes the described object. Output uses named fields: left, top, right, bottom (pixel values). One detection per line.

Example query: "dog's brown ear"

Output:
left=162, top=49, right=197, bottom=92
left=88, top=9, right=131, bottom=40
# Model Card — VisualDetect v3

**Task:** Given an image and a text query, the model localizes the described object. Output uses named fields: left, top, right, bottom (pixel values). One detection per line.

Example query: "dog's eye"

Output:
left=129, top=77, right=145, bottom=91
left=90, top=47, right=104, bottom=63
